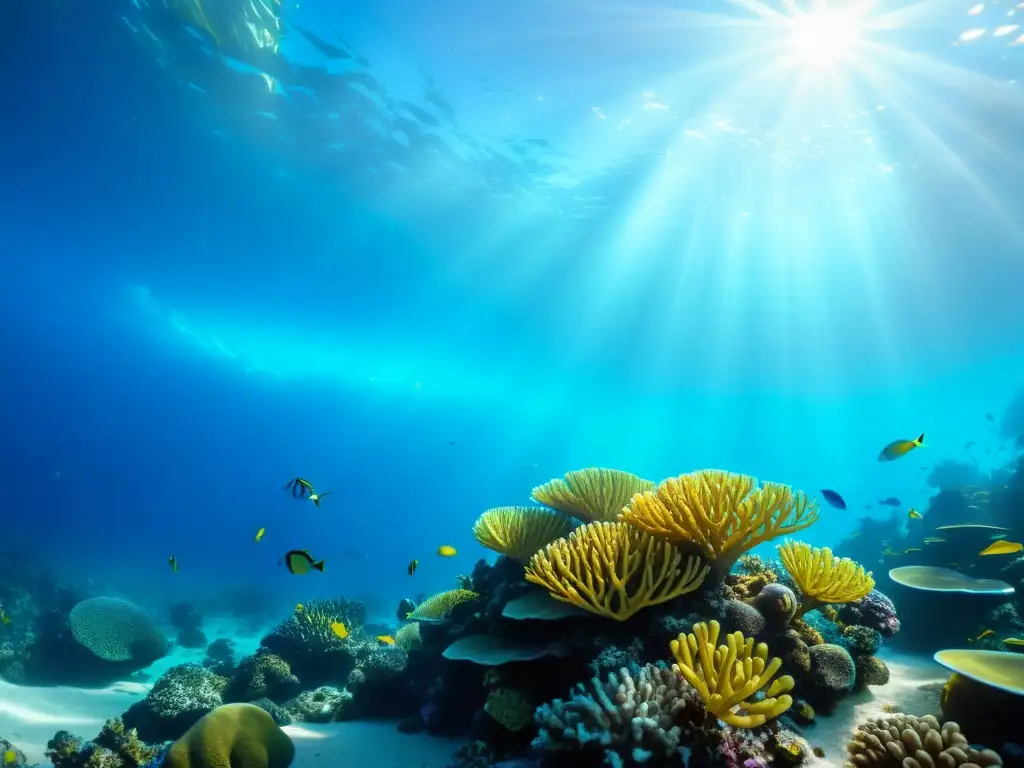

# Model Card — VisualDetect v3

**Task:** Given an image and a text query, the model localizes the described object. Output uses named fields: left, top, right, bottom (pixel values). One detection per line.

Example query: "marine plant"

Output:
left=620, top=470, right=819, bottom=578
left=471, top=506, right=574, bottom=563
left=776, top=540, right=875, bottom=617
left=669, top=620, right=794, bottom=728
left=524, top=521, right=709, bottom=621
left=531, top=468, right=655, bottom=523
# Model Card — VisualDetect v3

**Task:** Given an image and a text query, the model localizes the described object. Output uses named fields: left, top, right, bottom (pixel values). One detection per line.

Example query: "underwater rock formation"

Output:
left=121, top=663, right=227, bottom=743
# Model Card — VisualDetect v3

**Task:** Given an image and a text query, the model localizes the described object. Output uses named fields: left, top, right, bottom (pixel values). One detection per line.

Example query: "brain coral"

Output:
left=70, top=597, right=168, bottom=663
left=165, top=703, right=294, bottom=768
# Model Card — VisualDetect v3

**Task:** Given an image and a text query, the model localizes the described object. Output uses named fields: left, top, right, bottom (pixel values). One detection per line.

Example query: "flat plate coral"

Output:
left=934, top=649, right=1024, bottom=696
left=888, top=565, right=1014, bottom=594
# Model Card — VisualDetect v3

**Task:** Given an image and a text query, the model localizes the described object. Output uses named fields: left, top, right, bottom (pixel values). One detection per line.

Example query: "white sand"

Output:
left=805, top=650, right=947, bottom=767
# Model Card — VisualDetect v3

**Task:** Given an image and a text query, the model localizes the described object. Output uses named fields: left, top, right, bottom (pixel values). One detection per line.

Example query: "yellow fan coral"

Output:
left=472, top=506, right=574, bottom=563
left=524, top=521, right=709, bottom=621
left=777, top=540, right=874, bottom=616
left=620, top=470, right=819, bottom=576
left=531, top=468, right=655, bottom=523
left=406, top=589, right=478, bottom=621
left=670, top=620, right=794, bottom=728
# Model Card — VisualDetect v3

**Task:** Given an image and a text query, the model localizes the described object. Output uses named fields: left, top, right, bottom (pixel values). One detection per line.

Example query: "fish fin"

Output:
left=915, top=433, right=925, bottom=446
left=312, top=497, right=320, bottom=508
left=313, top=560, right=325, bottom=571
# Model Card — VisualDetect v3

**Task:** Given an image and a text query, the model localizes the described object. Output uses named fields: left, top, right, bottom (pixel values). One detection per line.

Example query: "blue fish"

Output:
left=821, top=489, right=847, bottom=510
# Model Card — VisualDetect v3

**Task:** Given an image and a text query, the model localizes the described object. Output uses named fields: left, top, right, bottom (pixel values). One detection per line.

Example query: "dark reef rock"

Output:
left=175, top=626, right=207, bottom=649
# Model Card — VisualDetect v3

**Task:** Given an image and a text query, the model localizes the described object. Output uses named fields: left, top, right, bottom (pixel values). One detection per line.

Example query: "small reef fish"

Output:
left=407, top=559, right=418, bottom=576
left=255, top=527, right=265, bottom=542
left=330, top=622, right=348, bottom=640
left=308, top=491, right=331, bottom=508
left=904, top=548, right=922, bottom=554
left=377, top=635, right=395, bottom=645
left=991, top=534, right=1009, bottom=540
left=437, top=545, right=457, bottom=557
left=908, top=509, right=923, bottom=520
left=980, top=540, right=1023, bottom=556
left=878, top=497, right=902, bottom=507
left=820, top=489, right=847, bottom=510
left=169, top=555, right=178, bottom=573
left=284, top=550, right=325, bottom=574
left=4, top=750, right=16, bottom=765
left=878, top=433, right=925, bottom=462
left=282, top=477, right=314, bottom=500
left=976, top=629, right=995, bottom=640
left=1002, top=638, right=1024, bottom=647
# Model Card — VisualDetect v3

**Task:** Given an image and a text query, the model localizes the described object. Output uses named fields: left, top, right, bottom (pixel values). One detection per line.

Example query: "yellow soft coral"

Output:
left=524, top=521, right=709, bottom=621
left=406, top=589, right=478, bottom=621
left=165, top=703, right=294, bottom=768
left=670, top=620, right=794, bottom=728
left=620, top=470, right=819, bottom=576
left=777, top=540, right=874, bottom=617
left=531, top=468, right=655, bottom=523
left=472, top=507, right=574, bottom=563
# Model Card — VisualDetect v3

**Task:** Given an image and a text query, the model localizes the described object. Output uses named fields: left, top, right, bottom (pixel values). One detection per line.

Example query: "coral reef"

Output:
left=121, top=664, right=227, bottom=742
left=223, top=651, right=300, bottom=704
left=44, top=718, right=159, bottom=768
left=284, top=686, right=353, bottom=722
left=777, top=541, right=874, bottom=617
left=532, top=468, right=655, bottom=524
left=472, top=507, right=574, bottom=564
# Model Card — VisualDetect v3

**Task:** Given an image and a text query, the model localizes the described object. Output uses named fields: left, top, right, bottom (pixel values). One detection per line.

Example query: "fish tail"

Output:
left=312, top=497, right=320, bottom=508
left=914, top=433, right=925, bottom=446
left=313, top=560, right=325, bottom=571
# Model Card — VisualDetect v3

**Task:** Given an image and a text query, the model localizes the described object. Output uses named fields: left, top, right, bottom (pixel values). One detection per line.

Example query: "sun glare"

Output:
left=789, top=8, right=863, bottom=66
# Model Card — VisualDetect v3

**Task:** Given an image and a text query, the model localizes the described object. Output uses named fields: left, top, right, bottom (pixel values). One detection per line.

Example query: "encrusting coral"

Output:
left=524, top=521, right=709, bottom=621
left=531, top=468, right=655, bottom=523
left=845, top=713, right=1002, bottom=768
left=471, top=506, right=574, bottom=564
left=406, top=589, right=478, bottom=621
left=669, top=620, right=794, bottom=728
left=620, top=470, right=819, bottom=577
left=777, top=540, right=875, bottom=617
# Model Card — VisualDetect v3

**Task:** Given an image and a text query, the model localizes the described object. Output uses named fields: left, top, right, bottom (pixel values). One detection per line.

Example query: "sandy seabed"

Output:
left=0, top=636, right=944, bottom=768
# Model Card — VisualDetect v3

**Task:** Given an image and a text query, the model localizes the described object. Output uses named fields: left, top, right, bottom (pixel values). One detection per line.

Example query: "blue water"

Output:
left=2, top=0, right=1022, bottom=622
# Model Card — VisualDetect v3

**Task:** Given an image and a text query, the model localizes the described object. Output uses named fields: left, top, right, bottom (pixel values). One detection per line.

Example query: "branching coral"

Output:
left=525, top=521, right=709, bottom=621
left=669, top=620, right=794, bottom=728
left=471, top=506, right=574, bottom=563
left=533, top=664, right=703, bottom=764
left=531, top=468, right=655, bottom=523
left=620, top=470, right=819, bottom=576
left=406, top=589, right=478, bottom=621
left=267, top=598, right=365, bottom=653
left=846, top=713, right=1002, bottom=768
left=777, top=541, right=875, bottom=617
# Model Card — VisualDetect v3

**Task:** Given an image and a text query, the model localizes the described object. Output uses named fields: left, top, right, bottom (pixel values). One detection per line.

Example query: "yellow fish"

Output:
left=908, top=509, right=923, bottom=520
left=255, top=527, right=265, bottom=542
left=4, top=750, right=16, bottom=766
left=976, top=629, right=995, bottom=640
left=437, top=545, right=457, bottom=557
left=904, top=548, right=922, bottom=554
left=377, top=635, right=395, bottom=645
left=169, top=555, right=179, bottom=573
left=1002, top=638, right=1024, bottom=647
left=979, top=540, right=1023, bottom=557
left=330, top=621, right=348, bottom=640
left=878, top=433, right=925, bottom=462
